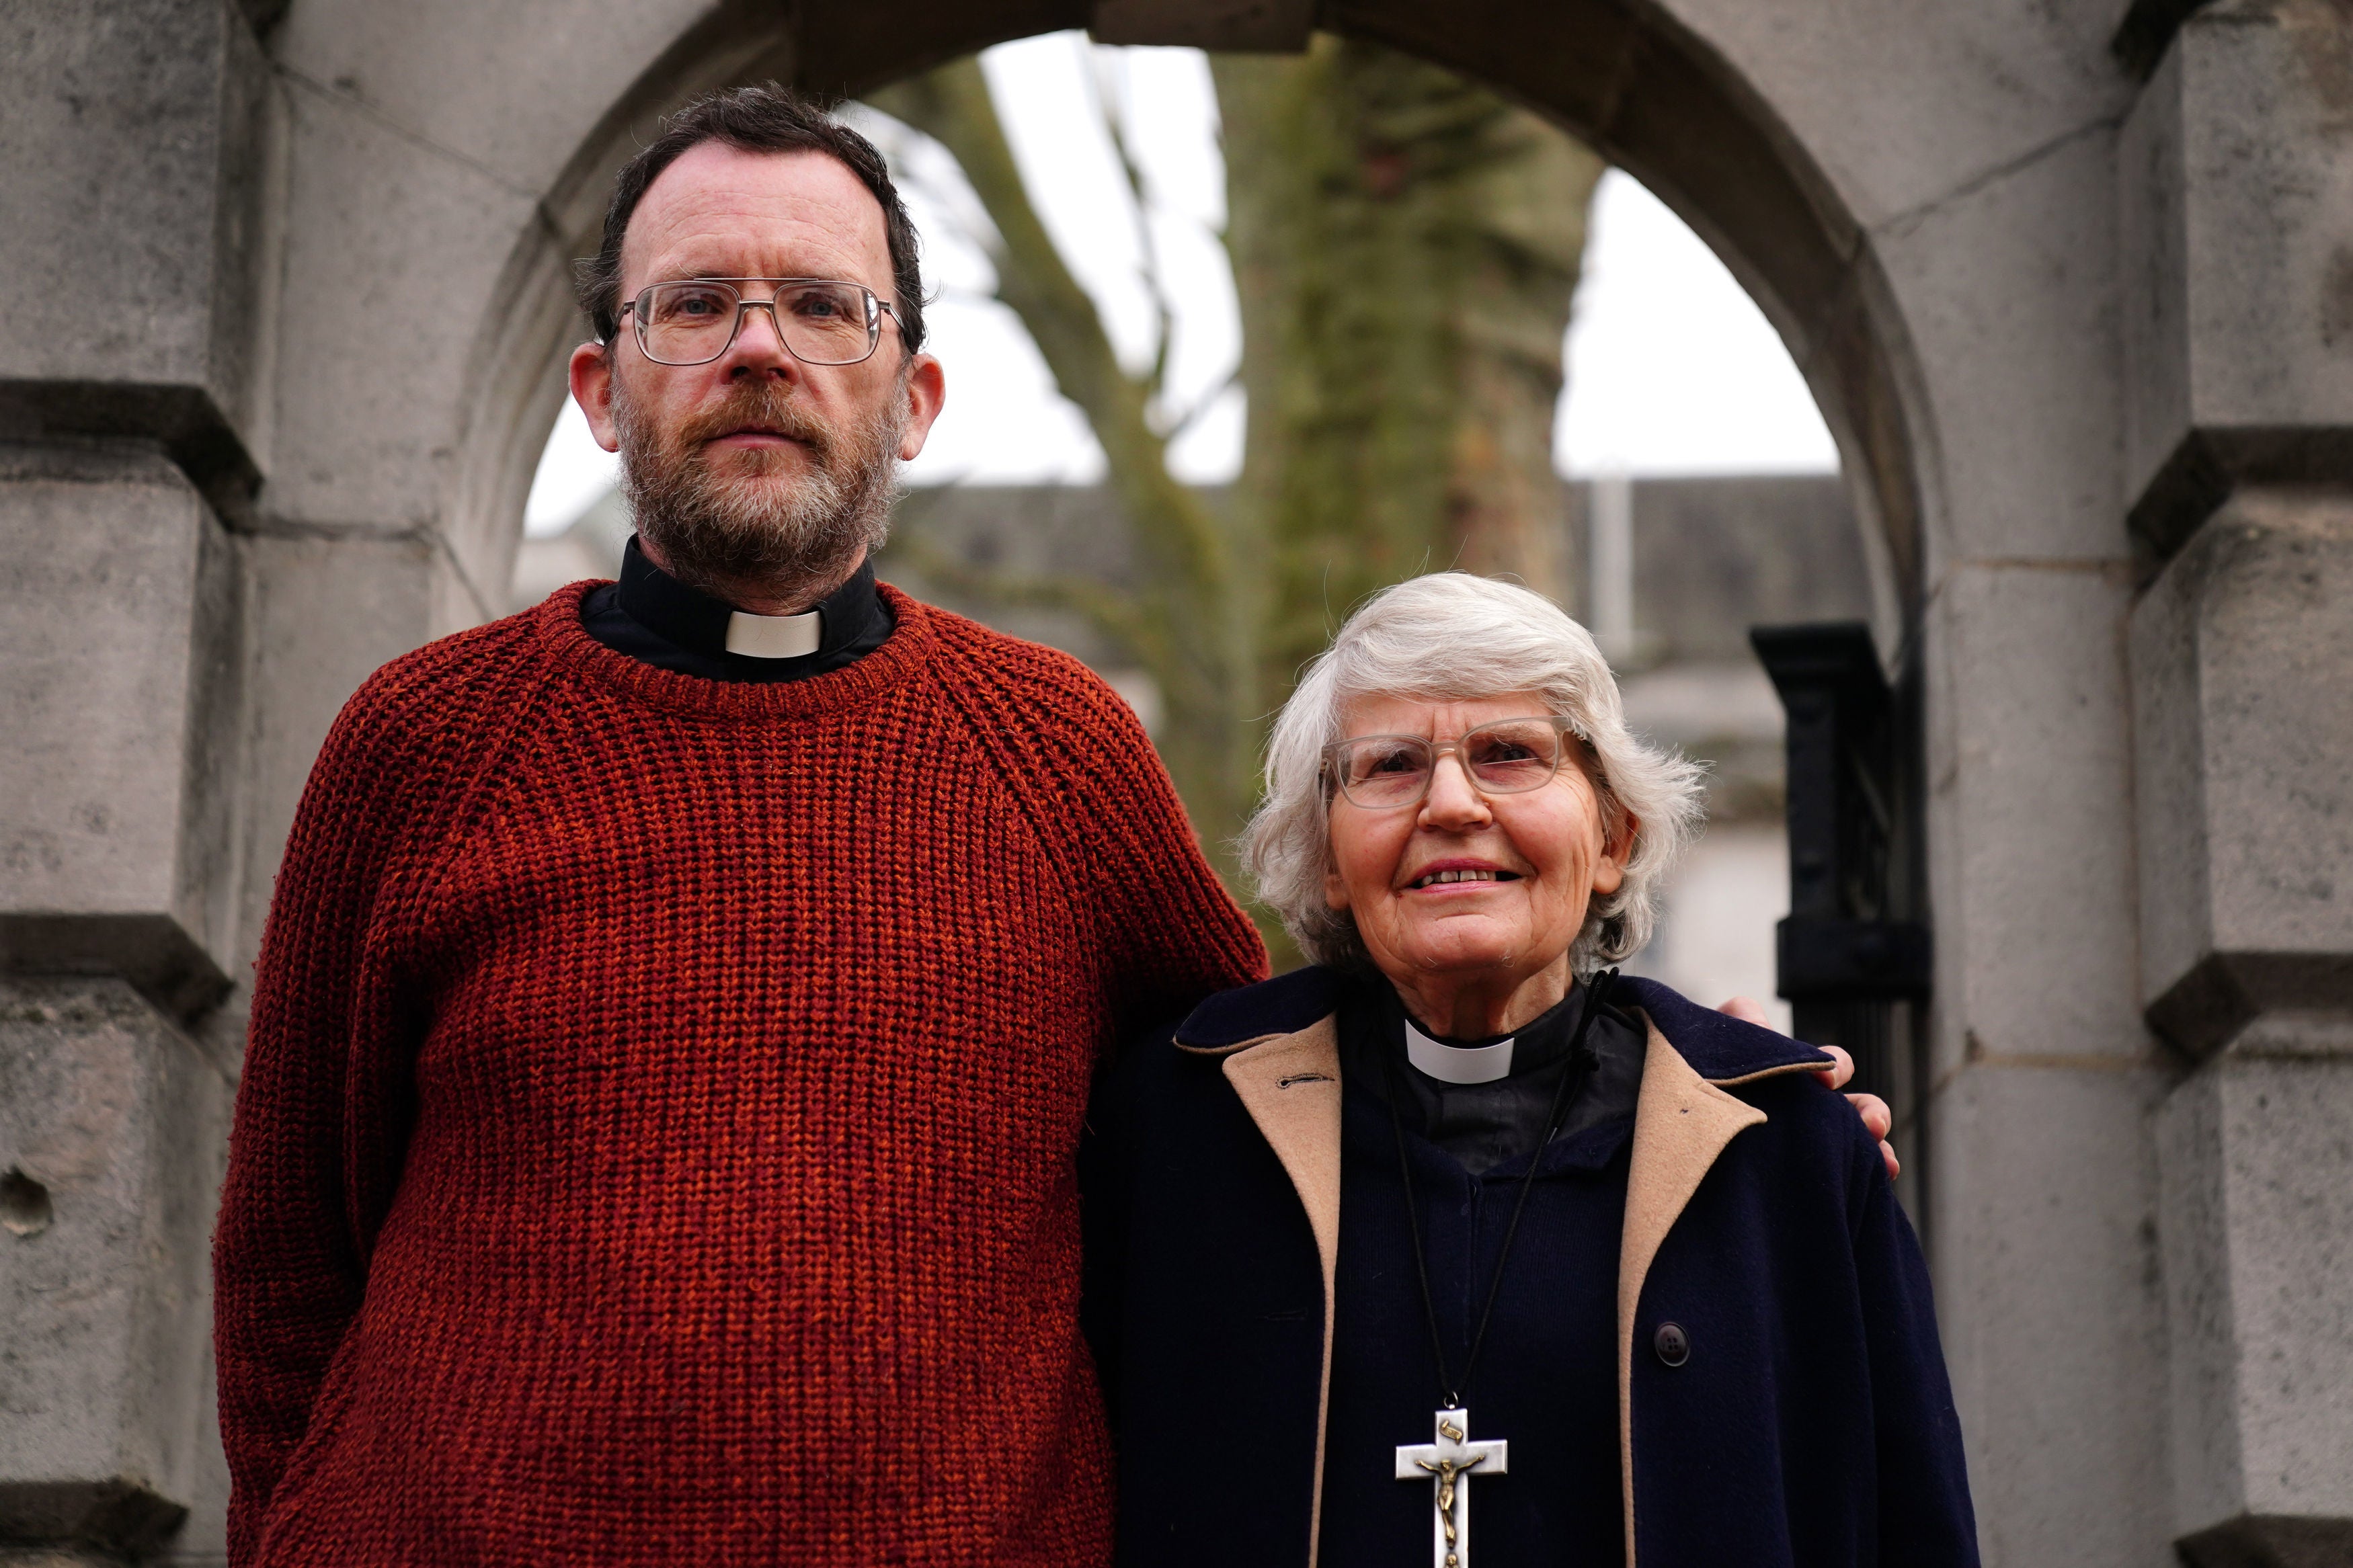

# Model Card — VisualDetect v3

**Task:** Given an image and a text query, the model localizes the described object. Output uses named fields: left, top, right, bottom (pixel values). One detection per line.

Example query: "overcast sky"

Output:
left=526, top=34, right=1837, bottom=536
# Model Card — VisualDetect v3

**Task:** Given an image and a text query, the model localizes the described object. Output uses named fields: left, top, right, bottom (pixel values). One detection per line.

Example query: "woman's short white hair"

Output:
left=1242, top=571, right=1706, bottom=974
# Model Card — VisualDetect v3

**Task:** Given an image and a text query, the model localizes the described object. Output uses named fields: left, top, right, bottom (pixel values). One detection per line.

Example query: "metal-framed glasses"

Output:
left=1325, top=716, right=1586, bottom=809
left=619, top=278, right=903, bottom=366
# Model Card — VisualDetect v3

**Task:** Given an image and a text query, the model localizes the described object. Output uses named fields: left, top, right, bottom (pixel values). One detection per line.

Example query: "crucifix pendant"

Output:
left=1394, top=1407, right=1507, bottom=1568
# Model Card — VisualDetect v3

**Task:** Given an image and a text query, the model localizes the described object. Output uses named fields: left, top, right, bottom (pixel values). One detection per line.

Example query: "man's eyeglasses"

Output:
left=617, top=278, right=904, bottom=367
left=1324, top=716, right=1588, bottom=809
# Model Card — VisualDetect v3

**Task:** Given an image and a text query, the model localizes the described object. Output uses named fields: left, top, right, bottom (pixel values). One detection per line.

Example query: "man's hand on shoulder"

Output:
left=1715, top=995, right=1901, bottom=1181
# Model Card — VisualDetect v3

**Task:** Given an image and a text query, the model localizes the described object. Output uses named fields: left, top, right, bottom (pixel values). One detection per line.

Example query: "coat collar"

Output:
left=1173, top=965, right=1344, bottom=1054
left=1609, top=975, right=1836, bottom=1081
left=1176, top=967, right=1834, bottom=1085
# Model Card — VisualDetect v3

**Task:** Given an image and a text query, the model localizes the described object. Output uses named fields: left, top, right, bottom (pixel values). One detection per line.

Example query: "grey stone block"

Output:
left=1927, top=1059, right=2173, bottom=1568
left=2118, top=1, right=2353, bottom=561
left=0, top=446, right=244, bottom=1018
left=158, top=1345, right=227, bottom=1567
left=0, top=0, right=284, bottom=495
left=1871, top=122, right=2128, bottom=568
left=273, top=0, right=731, bottom=200
left=0, top=977, right=229, bottom=1556
left=1924, top=562, right=2147, bottom=1078
left=2131, top=490, right=2353, bottom=1055
left=1665, top=0, right=2131, bottom=231
left=232, top=530, right=437, bottom=986
left=260, top=72, right=547, bottom=612
left=2159, top=1055, right=2353, bottom=1537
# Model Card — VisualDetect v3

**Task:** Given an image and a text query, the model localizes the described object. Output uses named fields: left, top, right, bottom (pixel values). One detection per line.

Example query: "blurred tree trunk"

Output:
left=1215, top=39, right=1603, bottom=704
left=867, top=62, right=1259, bottom=878
left=869, top=41, right=1601, bottom=952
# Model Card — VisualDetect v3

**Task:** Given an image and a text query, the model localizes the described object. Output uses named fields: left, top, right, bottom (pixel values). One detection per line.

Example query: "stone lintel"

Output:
left=2139, top=940, right=2349, bottom=1063
left=2149, top=953, right=2353, bottom=1060
left=0, top=380, right=260, bottom=525
left=1089, top=0, right=1313, bottom=51
left=0, top=914, right=232, bottom=1026
left=0, top=1479, right=189, bottom=1559
left=2177, top=1514, right=2353, bottom=1568
left=237, top=0, right=291, bottom=36
left=2128, top=425, right=2353, bottom=572
left=2112, top=0, right=2218, bottom=79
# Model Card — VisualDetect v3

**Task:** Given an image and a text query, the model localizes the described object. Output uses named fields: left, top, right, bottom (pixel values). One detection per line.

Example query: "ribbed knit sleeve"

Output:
left=1066, top=690, right=1269, bottom=1034
left=930, top=619, right=1267, bottom=1038
left=212, top=625, right=536, bottom=1567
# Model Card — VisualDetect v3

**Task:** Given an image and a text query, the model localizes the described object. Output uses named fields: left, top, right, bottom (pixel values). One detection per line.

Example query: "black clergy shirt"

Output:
left=1349, top=974, right=1645, bottom=1176
left=1320, top=973, right=1646, bottom=1567
left=580, top=536, right=893, bottom=682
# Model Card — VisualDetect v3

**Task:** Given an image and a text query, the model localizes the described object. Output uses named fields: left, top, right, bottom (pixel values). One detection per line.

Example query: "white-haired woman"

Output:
left=1081, top=573, right=1977, bottom=1568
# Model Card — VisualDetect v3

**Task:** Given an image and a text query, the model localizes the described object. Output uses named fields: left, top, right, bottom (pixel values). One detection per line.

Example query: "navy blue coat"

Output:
left=1081, top=968, right=1979, bottom=1567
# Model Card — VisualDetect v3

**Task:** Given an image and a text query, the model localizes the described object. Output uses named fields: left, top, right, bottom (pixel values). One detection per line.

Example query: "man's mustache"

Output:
left=675, top=390, right=834, bottom=463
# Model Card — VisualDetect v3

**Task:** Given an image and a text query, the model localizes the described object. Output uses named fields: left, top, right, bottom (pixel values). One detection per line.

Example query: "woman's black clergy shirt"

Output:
left=1079, top=967, right=1979, bottom=1568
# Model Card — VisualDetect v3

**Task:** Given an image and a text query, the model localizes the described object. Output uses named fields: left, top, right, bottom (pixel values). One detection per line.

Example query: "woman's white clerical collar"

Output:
left=1403, top=1016, right=1515, bottom=1085
left=723, top=606, right=824, bottom=659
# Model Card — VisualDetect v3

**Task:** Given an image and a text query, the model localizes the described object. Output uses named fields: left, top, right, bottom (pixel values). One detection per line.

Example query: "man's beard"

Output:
left=614, top=376, right=905, bottom=608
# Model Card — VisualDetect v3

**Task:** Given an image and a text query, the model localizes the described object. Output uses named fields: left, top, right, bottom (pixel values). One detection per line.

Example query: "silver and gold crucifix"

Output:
left=1394, top=1407, right=1507, bottom=1568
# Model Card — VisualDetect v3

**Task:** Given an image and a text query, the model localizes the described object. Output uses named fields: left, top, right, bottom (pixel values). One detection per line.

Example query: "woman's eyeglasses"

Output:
left=1324, top=716, right=1586, bottom=809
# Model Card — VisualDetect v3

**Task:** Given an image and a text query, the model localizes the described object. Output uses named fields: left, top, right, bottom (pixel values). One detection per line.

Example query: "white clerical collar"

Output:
left=1403, top=1016, right=1515, bottom=1085
left=723, top=606, right=824, bottom=659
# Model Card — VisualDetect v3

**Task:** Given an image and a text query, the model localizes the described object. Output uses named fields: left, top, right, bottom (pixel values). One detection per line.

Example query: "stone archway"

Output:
left=448, top=0, right=1931, bottom=650
left=5, top=3, right=2350, bottom=1565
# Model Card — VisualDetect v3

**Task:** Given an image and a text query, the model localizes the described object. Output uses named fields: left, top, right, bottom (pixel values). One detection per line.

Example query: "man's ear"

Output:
left=568, top=341, right=621, bottom=453
left=895, top=352, right=947, bottom=462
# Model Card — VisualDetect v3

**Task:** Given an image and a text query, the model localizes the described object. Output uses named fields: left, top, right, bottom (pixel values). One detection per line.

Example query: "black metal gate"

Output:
left=1751, top=623, right=1932, bottom=1210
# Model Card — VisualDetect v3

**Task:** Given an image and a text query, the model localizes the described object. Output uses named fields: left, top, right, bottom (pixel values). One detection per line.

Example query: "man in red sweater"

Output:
left=212, top=86, right=1265, bottom=1566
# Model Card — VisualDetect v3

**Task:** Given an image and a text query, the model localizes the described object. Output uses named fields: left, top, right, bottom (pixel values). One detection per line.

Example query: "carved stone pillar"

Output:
left=0, top=1, right=284, bottom=1559
left=2122, top=5, right=2353, bottom=1559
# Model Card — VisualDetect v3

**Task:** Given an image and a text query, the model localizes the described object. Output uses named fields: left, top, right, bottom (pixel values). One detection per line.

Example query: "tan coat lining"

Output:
left=1202, top=1006, right=1825, bottom=1568
left=1616, top=1013, right=1776, bottom=1567
left=1219, top=1018, right=1343, bottom=1568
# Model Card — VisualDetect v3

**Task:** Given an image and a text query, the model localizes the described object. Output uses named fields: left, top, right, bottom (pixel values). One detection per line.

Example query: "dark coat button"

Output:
left=1653, top=1321, right=1691, bottom=1367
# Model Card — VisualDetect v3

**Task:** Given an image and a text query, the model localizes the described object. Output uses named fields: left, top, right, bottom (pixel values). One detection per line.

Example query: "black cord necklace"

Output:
left=1379, top=968, right=1619, bottom=1410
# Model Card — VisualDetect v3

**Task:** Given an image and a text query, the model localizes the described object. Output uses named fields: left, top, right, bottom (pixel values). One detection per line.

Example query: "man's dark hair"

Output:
left=577, top=83, right=926, bottom=354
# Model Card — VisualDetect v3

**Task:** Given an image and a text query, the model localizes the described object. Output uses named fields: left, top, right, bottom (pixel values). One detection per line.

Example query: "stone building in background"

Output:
left=4, top=3, right=2352, bottom=1565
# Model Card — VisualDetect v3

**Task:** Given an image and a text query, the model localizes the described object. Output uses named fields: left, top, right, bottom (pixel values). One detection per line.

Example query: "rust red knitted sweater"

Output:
left=213, top=582, right=1265, bottom=1567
